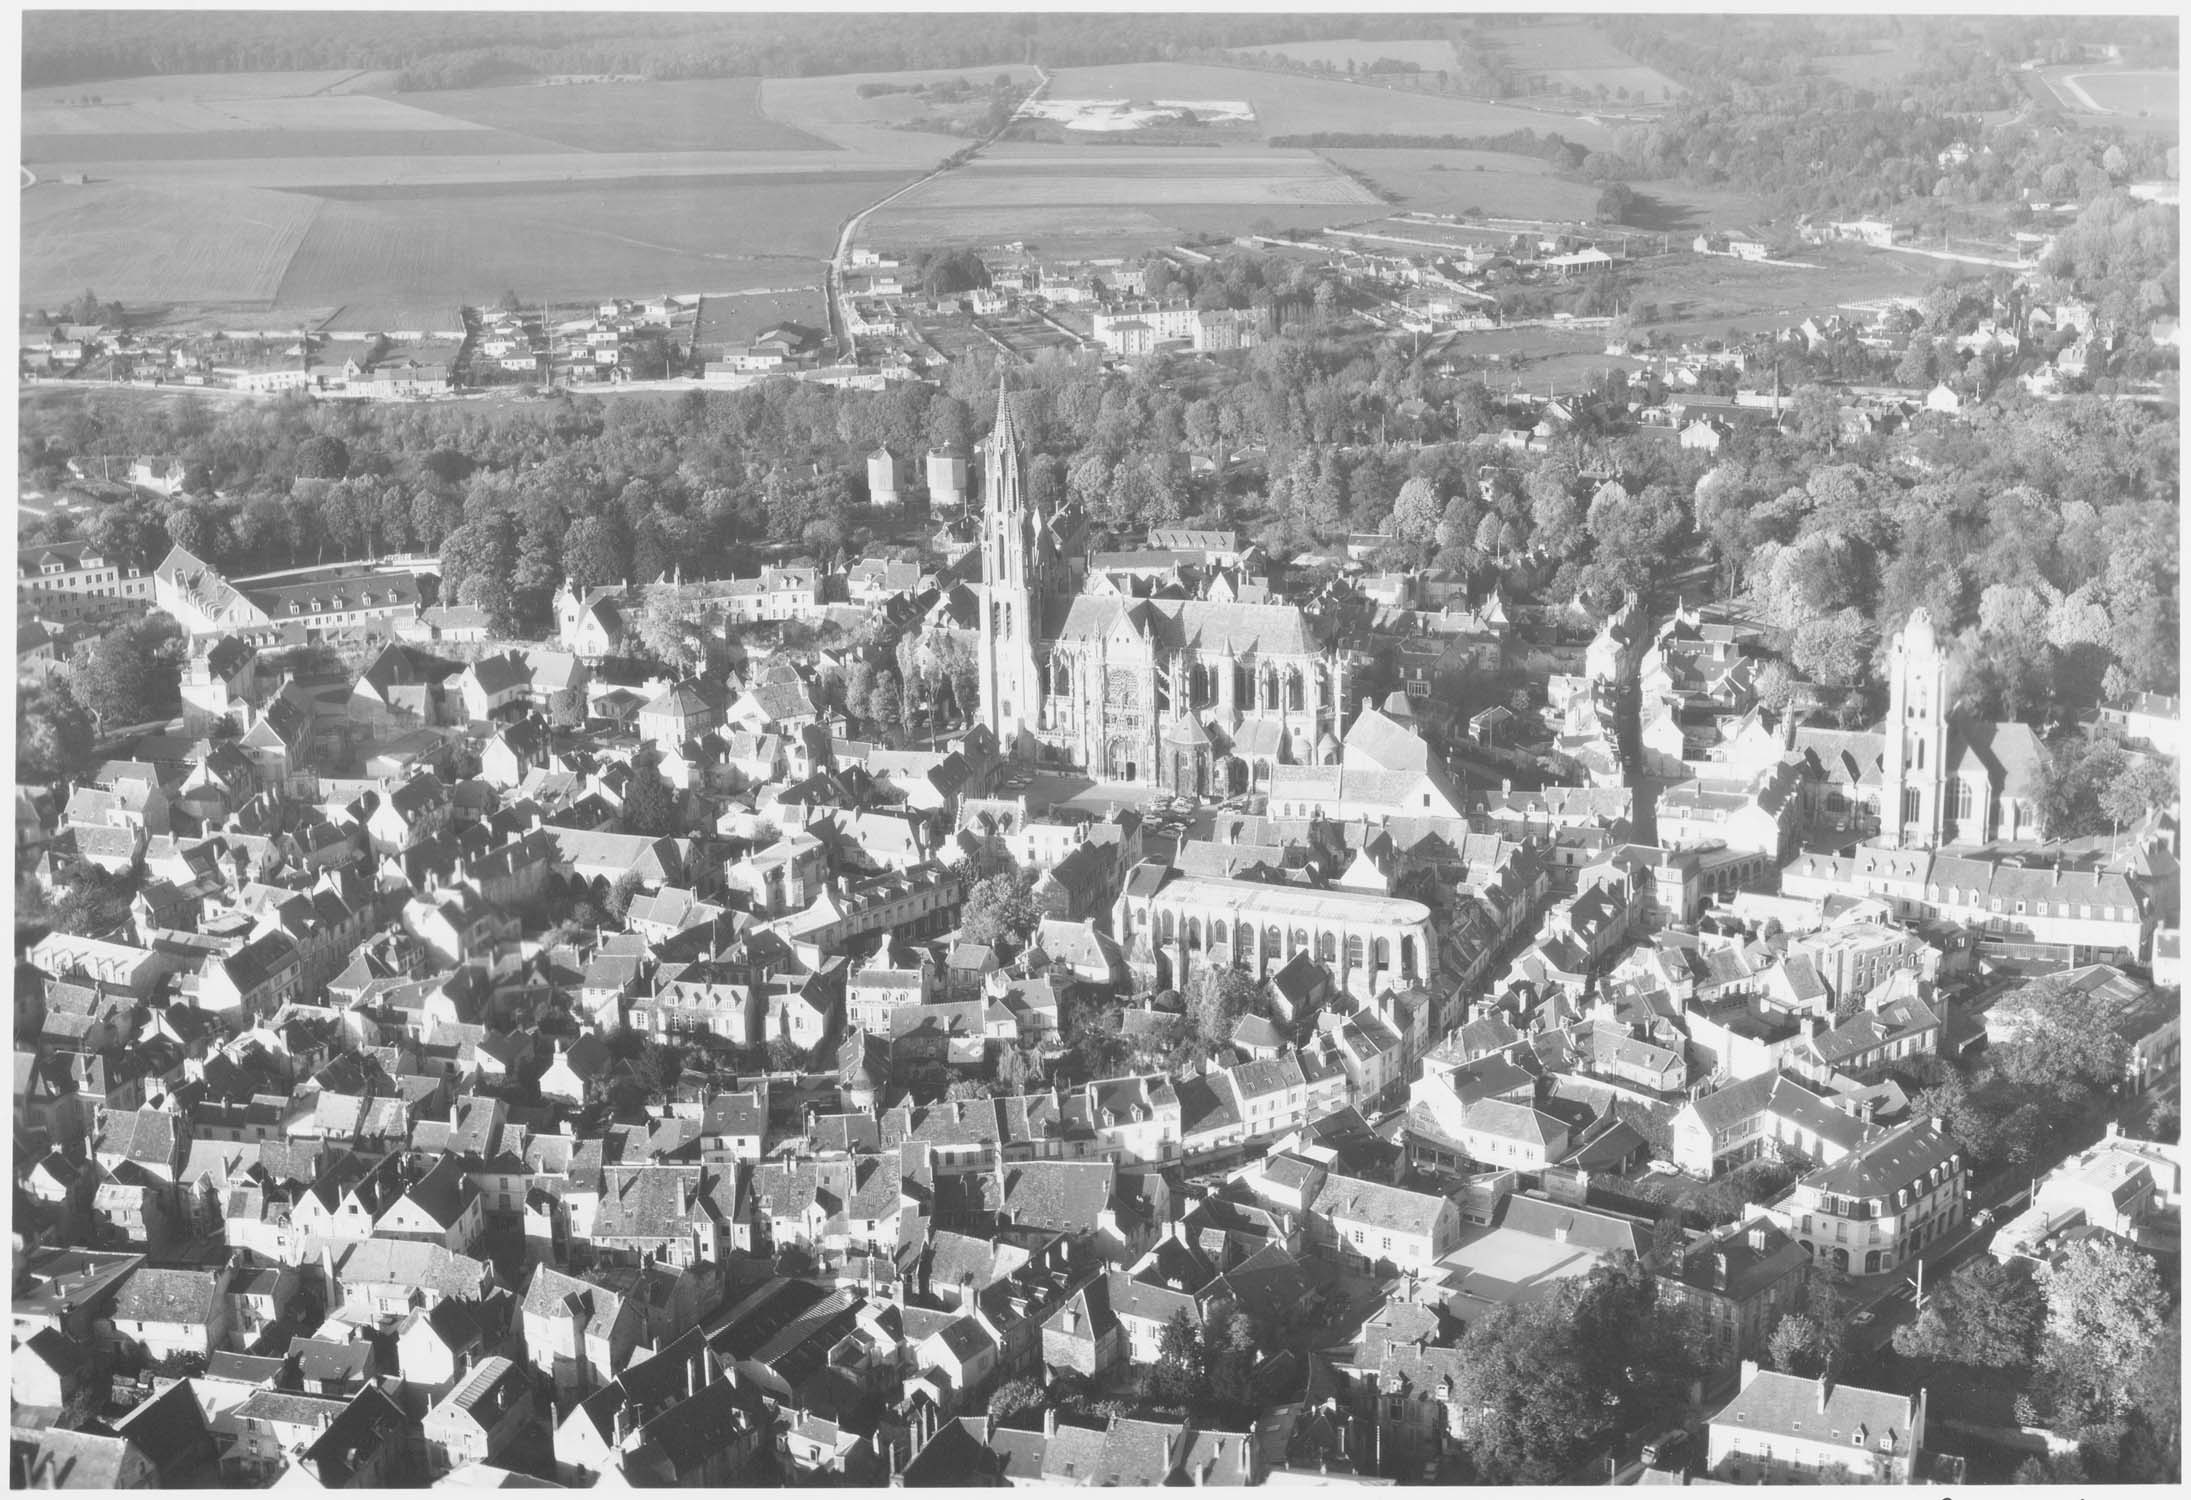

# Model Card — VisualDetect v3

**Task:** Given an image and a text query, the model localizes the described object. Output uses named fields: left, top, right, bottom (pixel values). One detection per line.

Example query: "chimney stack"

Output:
left=1044, top=1406, right=1057, bottom=1438
left=1816, top=1374, right=1831, bottom=1413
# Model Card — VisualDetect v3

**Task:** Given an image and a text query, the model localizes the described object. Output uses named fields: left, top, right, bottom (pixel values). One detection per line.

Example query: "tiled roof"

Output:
left=1713, top=1368, right=1915, bottom=1452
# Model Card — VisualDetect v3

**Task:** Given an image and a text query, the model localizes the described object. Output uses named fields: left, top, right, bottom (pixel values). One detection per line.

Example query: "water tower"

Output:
left=867, top=447, right=900, bottom=509
left=926, top=445, right=968, bottom=509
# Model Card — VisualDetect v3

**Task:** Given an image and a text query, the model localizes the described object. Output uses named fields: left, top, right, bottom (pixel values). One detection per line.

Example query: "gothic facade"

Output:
left=1878, top=608, right=2046, bottom=849
left=975, top=391, right=1346, bottom=793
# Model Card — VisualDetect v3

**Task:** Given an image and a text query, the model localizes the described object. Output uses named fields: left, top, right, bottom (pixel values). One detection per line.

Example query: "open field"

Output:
left=858, top=202, right=1365, bottom=258
left=22, top=180, right=320, bottom=305
left=890, top=154, right=1378, bottom=209
left=1228, top=39, right=1457, bottom=72
left=1625, top=244, right=1936, bottom=335
left=2069, top=69, right=2179, bottom=120
left=761, top=66, right=1040, bottom=162
left=25, top=88, right=489, bottom=137
left=400, top=78, right=839, bottom=153
left=25, top=129, right=564, bottom=162
left=1040, top=61, right=1613, bottom=147
left=1319, top=148, right=1596, bottom=220
left=20, top=148, right=887, bottom=191
left=696, top=288, right=830, bottom=353
left=1816, top=44, right=1925, bottom=90
left=274, top=173, right=893, bottom=310
left=1479, top=21, right=1684, bottom=101
left=1018, top=98, right=1257, bottom=133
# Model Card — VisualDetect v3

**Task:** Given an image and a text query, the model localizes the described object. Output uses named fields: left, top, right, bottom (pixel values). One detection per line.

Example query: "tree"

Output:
left=623, top=756, right=678, bottom=838
left=1389, top=475, right=1442, bottom=550
left=604, top=869, right=646, bottom=922
left=1451, top=1298, right=1605, bottom=1483
left=988, top=1374, right=1045, bottom=1420
left=547, top=684, right=587, bottom=729
left=958, top=869, right=1039, bottom=949
left=1790, top=608, right=1874, bottom=688
left=1152, top=1311, right=1200, bottom=1405
left=1766, top=1312, right=1829, bottom=1376
left=1891, top=1256, right=2044, bottom=1369
left=294, top=434, right=350, bottom=481
left=1992, top=975, right=2130, bottom=1105
left=561, top=514, right=630, bottom=590
left=2044, top=1237, right=2167, bottom=1409
left=17, top=681, right=95, bottom=782
left=1186, top=966, right=1262, bottom=1050
left=69, top=629, right=156, bottom=729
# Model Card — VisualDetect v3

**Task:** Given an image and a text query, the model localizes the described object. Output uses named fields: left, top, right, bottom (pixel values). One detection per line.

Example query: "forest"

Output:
left=22, top=11, right=1472, bottom=89
left=20, top=271, right=2178, bottom=745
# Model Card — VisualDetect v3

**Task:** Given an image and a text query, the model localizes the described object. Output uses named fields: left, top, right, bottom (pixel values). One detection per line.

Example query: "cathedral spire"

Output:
left=991, top=372, right=1021, bottom=464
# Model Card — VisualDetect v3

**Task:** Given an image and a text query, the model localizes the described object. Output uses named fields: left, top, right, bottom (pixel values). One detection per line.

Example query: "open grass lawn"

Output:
left=21, top=179, right=320, bottom=306
left=1478, top=21, right=1685, bottom=101
left=400, top=77, right=840, bottom=153
left=1321, top=147, right=1597, bottom=219
left=275, top=173, right=894, bottom=310
left=1042, top=61, right=1613, bottom=148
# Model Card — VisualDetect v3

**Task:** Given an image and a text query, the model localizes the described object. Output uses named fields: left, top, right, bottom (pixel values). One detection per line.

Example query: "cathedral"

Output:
left=975, top=389, right=1350, bottom=794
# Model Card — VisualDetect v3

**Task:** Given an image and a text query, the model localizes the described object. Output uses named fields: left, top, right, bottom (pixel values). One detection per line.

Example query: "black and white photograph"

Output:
left=10, top=5, right=2182, bottom=1488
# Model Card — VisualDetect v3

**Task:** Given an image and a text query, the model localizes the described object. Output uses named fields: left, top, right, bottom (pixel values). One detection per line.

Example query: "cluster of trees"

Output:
left=2034, top=728, right=2177, bottom=839
left=1693, top=389, right=2179, bottom=713
left=1910, top=975, right=2140, bottom=1170
left=1151, top=1306, right=1284, bottom=1425
left=1887, top=1242, right=2178, bottom=1483
left=1454, top=1262, right=1710, bottom=1483
left=1596, top=17, right=2177, bottom=228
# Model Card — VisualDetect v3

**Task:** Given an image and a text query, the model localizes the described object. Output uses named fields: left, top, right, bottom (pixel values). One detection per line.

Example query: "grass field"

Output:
left=761, top=66, right=1040, bottom=163
left=1816, top=44, right=1925, bottom=90
left=1478, top=21, right=1684, bottom=101
left=25, top=88, right=487, bottom=137
left=274, top=172, right=892, bottom=309
left=1319, top=148, right=1596, bottom=219
left=2072, top=69, right=2179, bottom=120
left=25, top=129, right=564, bottom=162
left=1228, top=38, right=1457, bottom=71
left=399, top=77, right=839, bottom=153
left=1041, top=61, right=1613, bottom=147
left=22, top=180, right=320, bottom=305
left=898, top=154, right=1378, bottom=209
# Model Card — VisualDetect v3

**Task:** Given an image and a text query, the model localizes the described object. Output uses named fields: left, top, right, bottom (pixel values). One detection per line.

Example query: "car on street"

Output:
left=1853, top=1308, right=1876, bottom=1326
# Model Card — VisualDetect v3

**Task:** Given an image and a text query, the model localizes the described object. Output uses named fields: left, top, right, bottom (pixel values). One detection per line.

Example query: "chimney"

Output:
left=612, top=1401, right=632, bottom=1448
left=1816, top=1374, right=1832, bottom=1413
left=1748, top=1223, right=1768, bottom=1255
left=1711, top=1252, right=1727, bottom=1290
left=689, top=1349, right=703, bottom=1400
left=1044, top=1406, right=1057, bottom=1438
left=1740, top=1358, right=1760, bottom=1389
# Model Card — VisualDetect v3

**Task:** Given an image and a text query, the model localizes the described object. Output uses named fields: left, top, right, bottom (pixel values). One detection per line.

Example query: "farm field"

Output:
left=1228, top=38, right=1457, bottom=71
left=1318, top=148, right=1597, bottom=220
left=25, top=129, right=564, bottom=162
left=858, top=150, right=1383, bottom=256
left=273, top=173, right=894, bottom=311
left=892, top=154, right=1378, bottom=209
left=398, top=78, right=839, bottom=153
left=1478, top=21, right=1684, bottom=101
left=761, top=66, right=1040, bottom=162
left=1040, top=62, right=1613, bottom=147
left=25, top=87, right=487, bottom=137
left=21, top=180, right=319, bottom=305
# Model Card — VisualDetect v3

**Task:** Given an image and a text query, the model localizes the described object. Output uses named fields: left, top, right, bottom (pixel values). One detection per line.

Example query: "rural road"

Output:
left=827, top=65, right=1051, bottom=358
